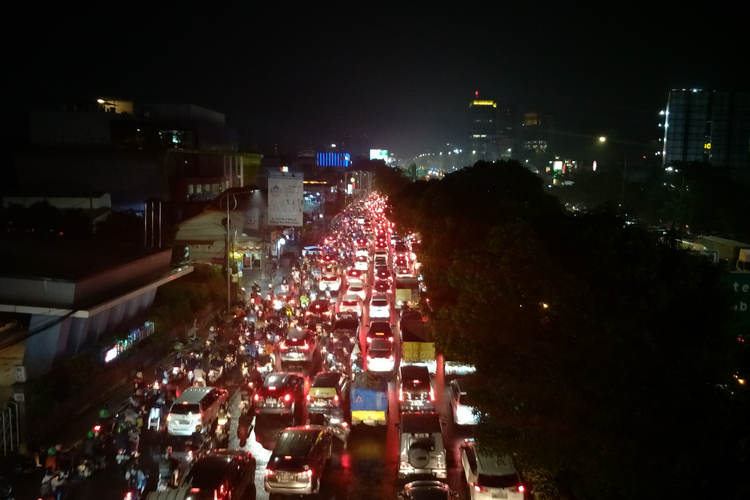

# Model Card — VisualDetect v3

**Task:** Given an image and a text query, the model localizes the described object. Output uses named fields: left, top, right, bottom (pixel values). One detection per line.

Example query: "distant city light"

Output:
left=599, top=136, right=606, bottom=142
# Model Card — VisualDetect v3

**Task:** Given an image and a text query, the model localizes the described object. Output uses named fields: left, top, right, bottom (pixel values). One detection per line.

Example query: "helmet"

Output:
left=209, top=326, right=215, bottom=332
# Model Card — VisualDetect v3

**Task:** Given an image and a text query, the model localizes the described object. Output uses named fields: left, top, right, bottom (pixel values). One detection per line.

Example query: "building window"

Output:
left=188, top=184, right=194, bottom=195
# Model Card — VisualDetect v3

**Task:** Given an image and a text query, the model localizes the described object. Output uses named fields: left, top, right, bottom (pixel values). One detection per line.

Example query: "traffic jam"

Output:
left=81, top=192, right=527, bottom=500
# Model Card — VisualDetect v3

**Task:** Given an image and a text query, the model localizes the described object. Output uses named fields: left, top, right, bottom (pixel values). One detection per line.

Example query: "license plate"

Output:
left=278, top=473, right=293, bottom=482
left=492, top=492, right=507, bottom=499
left=314, top=401, right=326, bottom=406
left=364, top=419, right=375, bottom=425
left=266, top=398, right=276, bottom=404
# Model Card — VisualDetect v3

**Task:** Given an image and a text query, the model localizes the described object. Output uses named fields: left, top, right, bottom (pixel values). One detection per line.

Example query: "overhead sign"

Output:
left=370, top=149, right=388, bottom=161
left=268, top=172, right=304, bottom=227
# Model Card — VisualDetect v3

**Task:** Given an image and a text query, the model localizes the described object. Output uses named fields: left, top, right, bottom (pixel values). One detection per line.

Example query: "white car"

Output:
left=369, top=293, right=390, bottom=319
left=449, top=379, right=479, bottom=425
left=460, top=440, right=525, bottom=500
left=366, top=338, right=395, bottom=373
left=354, top=255, right=370, bottom=271
left=355, top=248, right=369, bottom=258
left=338, top=294, right=363, bottom=317
left=347, top=280, right=367, bottom=301
left=319, top=275, right=341, bottom=293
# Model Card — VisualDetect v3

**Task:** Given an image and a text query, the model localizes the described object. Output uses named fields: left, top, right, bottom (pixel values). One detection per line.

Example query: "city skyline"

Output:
left=2, top=3, right=747, bottom=160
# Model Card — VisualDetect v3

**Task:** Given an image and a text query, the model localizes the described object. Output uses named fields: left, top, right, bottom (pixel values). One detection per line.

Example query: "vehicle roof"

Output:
left=368, top=321, right=391, bottom=331
left=400, top=365, right=430, bottom=379
left=341, top=294, right=360, bottom=301
left=369, top=339, right=393, bottom=350
left=272, top=426, right=327, bottom=457
left=184, top=456, right=233, bottom=487
left=400, top=413, right=442, bottom=433
left=264, top=373, right=298, bottom=386
left=312, top=372, right=343, bottom=387
left=173, top=386, right=215, bottom=404
left=371, top=292, right=388, bottom=301
left=471, top=444, right=518, bottom=476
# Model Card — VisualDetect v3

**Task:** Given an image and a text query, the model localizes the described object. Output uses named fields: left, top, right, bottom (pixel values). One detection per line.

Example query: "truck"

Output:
left=350, top=371, right=389, bottom=426
left=395, top=276, right=421, bottom=310
left=399, top=309, right=436, bottom=373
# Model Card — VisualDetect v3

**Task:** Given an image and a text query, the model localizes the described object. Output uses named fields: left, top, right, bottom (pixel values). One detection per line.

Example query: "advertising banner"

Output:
left=268, top=172, right=304, bottom=227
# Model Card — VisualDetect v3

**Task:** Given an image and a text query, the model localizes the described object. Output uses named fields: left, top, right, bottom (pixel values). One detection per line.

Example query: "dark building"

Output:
left=663, top=89, right=750, bottom=168
left=17, top=98, right=260, bottom=210
left=469, top=98, right=498, bottom=160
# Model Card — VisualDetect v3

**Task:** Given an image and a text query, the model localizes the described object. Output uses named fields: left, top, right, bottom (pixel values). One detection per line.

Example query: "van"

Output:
left=166, top=386, right=228, bottom=436
left=397, top=413, right=446, bottom=479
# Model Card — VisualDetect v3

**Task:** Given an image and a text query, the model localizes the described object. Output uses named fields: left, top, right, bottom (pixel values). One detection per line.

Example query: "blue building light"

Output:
left=317, top=152, right=351, bottom=167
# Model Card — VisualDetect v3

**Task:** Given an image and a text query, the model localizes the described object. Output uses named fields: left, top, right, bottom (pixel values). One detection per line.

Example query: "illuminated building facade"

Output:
left=663, top=89, right=750, bottom=168
left=469, top=98, right=498, bottom=160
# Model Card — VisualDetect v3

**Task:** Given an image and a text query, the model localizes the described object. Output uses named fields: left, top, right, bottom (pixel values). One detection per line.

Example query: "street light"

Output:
left=599, top=136, right=607, bottom=142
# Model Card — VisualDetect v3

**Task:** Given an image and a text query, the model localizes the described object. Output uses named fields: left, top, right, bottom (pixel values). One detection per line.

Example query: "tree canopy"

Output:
left=388, top=160, right=747, bottom=500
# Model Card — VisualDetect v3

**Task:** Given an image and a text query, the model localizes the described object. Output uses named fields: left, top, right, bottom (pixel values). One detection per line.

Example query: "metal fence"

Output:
left=0, top=402, right=19, bottom=454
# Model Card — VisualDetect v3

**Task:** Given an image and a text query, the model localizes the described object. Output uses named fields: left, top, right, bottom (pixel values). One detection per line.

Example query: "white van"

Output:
left=166, top=386, right=228, bottom=436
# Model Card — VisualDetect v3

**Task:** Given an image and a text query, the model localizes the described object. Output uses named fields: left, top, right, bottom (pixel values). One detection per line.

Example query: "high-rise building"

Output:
left=663, top=89, right=750, bottom=168
left=469, top=97, right=498, bottom=160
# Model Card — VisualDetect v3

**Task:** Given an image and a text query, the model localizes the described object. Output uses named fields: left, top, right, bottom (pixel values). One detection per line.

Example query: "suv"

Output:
left=366, top=321, right=395, bottom=344
left=264, top=426, right=333, bottom=495
left=307, top=298, right=333, bottom=320
left=460, top=439, right=526, bottom=499
left=449, top=378, right=479, bottom=426
left=182, top=449, right=255, bottom=500
left=369, top=293, right=391, bottom=319
left=398, top=366, right=434, bottom=413
left=306, top=372, right=350, bottom=419
left=254, top=372, right=306, bottom=418
left=398, top=481, right=457, bottom=500
left=280, top=328, right=317, bottom=364
left=397, top=413, right=447, bottom=479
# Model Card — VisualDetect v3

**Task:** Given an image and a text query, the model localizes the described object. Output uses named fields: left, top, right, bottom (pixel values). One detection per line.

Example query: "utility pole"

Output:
left=223, top=192, right=237, bottom=313
left=620, top=156, right=627, bottom=214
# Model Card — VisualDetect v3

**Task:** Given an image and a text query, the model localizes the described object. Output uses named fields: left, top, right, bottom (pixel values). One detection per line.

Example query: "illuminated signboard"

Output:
left=553, top=161, right=563, bottom=171
left=104, top=346, right=118, bottom=363
left=317, top=152, right=351, bottom=167
left=369, top=149, right=388, bottom=161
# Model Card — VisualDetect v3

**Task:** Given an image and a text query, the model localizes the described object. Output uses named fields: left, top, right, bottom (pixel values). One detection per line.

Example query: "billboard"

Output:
left=370, top=149, right=388, bottom=161
left=268, top=172, right=304, bottom=227
left=317, top=152, right=350, bottom=167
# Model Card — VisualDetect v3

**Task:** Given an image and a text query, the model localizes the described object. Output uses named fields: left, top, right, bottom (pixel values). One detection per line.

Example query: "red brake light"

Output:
left=306, top=394, right=311, bottom=401
left=302, top=342, right=309, bottom=350
left=388, top=337, right=394, bottom=342
left=474, top=484, right=485, bottom=492
left=93, top=425, right=101, bottom=432
left=264, top=469, right=274, bottom=476
left=334, top=395, right=339, bottom=402
left=389, top=355, right=394, bottom=361
left=367, top=337, right=372, bottom=343
left=518, top=485, right=525, bottom=493
left=280, top=341, right=287, bottom=349
left=253, top=394, right=260, bottom=401
left=284, top=394, right=291, bottom=402
left=190, top=488, right=201, bottom=493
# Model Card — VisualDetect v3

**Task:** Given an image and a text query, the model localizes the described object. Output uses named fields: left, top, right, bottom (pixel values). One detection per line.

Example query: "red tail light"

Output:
left=190, top=488, right=201, bottom=493
left=253, top=394, right=260, bottom=401
left=518, top=485, right=525, bottom=493
left=367, top=337, right=372, bottom=343
left=429, top=388, right=435, bottom=401
left=474, top=484, right=485, bottom=492
left=93, top=425, right=101, bottom=432
left=389, top=355, right=394, bottom=361
left=334, top=395, right=339, bottom=402
left=280, top=341, right=287, bottom=350
left=302, top=342, right=309, bottom=350
left=264, top=469, right=274, bottom=476
left=306, top=395, right=311, bottom=401
left=284, top=394, right=291, bottom=402
left=388, top=337, right=394, bottom=342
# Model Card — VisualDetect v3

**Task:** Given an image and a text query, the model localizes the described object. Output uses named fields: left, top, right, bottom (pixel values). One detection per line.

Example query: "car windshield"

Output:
left=273, top=430, right=318, bottom=457
left=370, top=339, right=392, bottom=351
left=478, top=473, right=520, bottom=489
left=264, top=374, right=289, bottom=388
left=349, top=285, right=363, bottom=291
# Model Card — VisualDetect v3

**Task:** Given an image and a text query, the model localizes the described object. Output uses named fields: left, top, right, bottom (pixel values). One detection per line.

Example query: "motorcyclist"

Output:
left=125, top=461, right=147, bottom=498
left=207, top=326, right=217, bottom=344
left=157, top=447, right=179, bottom=491
left=98, top=403, right=111, bottom=419
left=353, top=352, right=365, bottom=372
left=193, top=363, right=206, bottom=387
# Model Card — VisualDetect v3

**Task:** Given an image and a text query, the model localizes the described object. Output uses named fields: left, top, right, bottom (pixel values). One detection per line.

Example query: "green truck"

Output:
left=399, top=309, right=436, bottom=373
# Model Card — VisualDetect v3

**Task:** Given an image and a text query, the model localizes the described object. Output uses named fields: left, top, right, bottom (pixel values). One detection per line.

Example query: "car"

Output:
left=395, top=266, right=413, bottom=278
left=394, top=241, right=409, bottom=256
left=355, top=247, right=369, bottom=258
left=182, top=449, right=256, bottom=500
left=279, top=328, right=318, bottom=363
left=397, top=413, right=447, bottom=479
left=307, top=298, right=333, bottom=319
left=346, top=268, right=365, bottom=283
left=254, top=372, right=306, bottom=417
left=374, top=266, right=391, bottom=281
left=460, top=439, right=526, bottom=499
left=346, top=280, right=367, bottom=301
left=398, top=365, right=435, bottom=413
left=319, top=253, right=336, bottom=265
left=394, top=255, right=408, bottom=268
left=372, top=279, right=391, bottom=295
left=331, top=314, right=359, bottom=347
left=398, top=480, right=457, bottom=500
left=318, top=275, right=342, bottom=293
left=306, top=372, right=350, bottom=418
left=374, top=248, right=388, bottom=259
left=354, top=255, right=370, bottom=271
left=366, top=338, right=396, bottom=373
left=369, top=293, right=391, bottom=319
left=449, top=378, right=479, bottom=425
left=338, top=293, right=363, bottom=317
left=366, top=321, right=394, bottom=344
left=264, top=426, right=333, bottom=495
left=375, top=239, right=388, bottom=249
left=374, top=256, right=388, bottom=268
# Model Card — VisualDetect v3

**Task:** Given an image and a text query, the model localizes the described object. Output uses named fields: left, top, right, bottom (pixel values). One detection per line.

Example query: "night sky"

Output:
left=3, top=2, right=746, bottom=158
